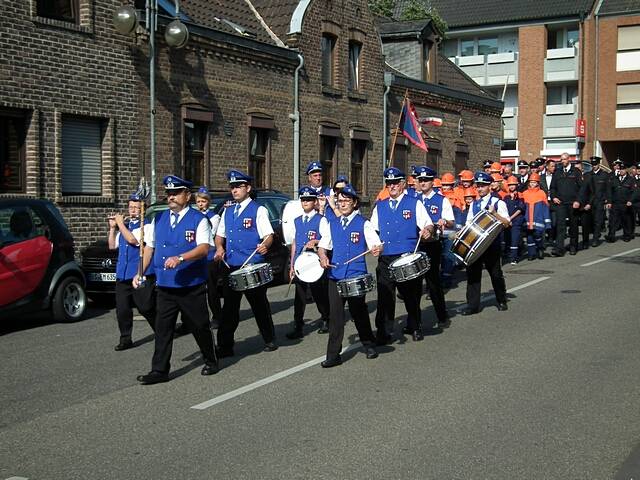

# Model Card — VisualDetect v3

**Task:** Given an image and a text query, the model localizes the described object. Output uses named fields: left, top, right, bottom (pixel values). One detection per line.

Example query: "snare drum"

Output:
left=294, top=252, right=324, bottom=283
left=388, top=252, right=430, bottom=282
left=451, top=210, right=504, bottom=266
left=229, top=263, right=273, bottom=291
left=336, top=273, right=375, bottom=298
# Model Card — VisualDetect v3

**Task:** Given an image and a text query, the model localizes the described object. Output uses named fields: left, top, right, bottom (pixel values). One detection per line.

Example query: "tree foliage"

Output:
left=368, top=0, right=395, bottom=18
left=369, top=0, right=448, bottom=36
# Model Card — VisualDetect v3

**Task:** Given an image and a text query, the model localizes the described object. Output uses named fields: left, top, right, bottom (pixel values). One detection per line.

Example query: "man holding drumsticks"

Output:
left=214, top=170, right=277, bottom=358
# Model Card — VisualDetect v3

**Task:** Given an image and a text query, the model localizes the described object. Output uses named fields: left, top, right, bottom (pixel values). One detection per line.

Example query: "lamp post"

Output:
left=113, top=1, right=188, bottom=202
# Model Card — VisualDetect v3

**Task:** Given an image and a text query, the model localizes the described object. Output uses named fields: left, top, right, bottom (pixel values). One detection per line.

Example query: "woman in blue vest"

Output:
left=133, top=175, right=218, bottom=385
left=415, top=166, right=453, bottom=329
left=370, top=167, right=435, bottom=344
left=461, top=172, right=512, bottom=316
left=107, top=193, right=156, bottom=351
left=214, top=170, right=277, bottom=358
left=317, top=184, right=383, bottom=367
left=286, top=186, right=331, bottom=339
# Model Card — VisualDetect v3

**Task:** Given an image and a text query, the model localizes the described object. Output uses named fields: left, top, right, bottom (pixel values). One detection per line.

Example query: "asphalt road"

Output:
left=1, top=240, right=639, bottom=480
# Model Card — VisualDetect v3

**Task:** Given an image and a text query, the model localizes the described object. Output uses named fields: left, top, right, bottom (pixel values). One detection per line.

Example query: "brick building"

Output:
left=395, top=0, right=640, bottom=166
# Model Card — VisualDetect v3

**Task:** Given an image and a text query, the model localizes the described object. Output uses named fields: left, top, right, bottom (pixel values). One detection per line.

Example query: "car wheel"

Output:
left=52, top=276, right=87, bottom=322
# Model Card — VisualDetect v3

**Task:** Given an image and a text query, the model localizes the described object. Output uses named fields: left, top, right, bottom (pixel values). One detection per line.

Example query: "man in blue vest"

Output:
left=370, top=167, right=435, bottom=344
left=214, top=170, right=277, bottom=357
left=306, top=161, right=332, bottom=197
left=107, top=193, right=156, bottom=351
left=415, top=166, right=453, bottom=328
left=318, top=184, right=383, bottom=367
left=133, top=175, right=218, bottom=385
left=286, top=186, right=331, bottom=339
left=461, top=172, right=512, bottom=316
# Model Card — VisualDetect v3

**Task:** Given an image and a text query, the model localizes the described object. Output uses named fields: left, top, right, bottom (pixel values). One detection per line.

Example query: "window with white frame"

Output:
left=616, top=83, right=640, bottom=128
left=547, top=25, right=579, bottom=49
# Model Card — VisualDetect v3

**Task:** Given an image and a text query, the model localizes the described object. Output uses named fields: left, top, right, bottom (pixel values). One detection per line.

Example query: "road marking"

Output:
left=192, top=276, right=550, bottom=411
left=191, top=343, right=362, bottom=410
left=580, top=247, right=640, bottom=267
left=5, top=477, right=29, bottom=480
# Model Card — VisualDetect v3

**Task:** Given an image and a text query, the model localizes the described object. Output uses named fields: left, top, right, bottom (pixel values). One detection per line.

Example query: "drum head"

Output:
left=294, top=252, right=323, bottom=283
left=390, top=252, right=422, bottom=267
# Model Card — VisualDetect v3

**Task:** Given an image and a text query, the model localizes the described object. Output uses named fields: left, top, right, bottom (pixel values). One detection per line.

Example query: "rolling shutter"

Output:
left=62, top=118, right=102, bottom=195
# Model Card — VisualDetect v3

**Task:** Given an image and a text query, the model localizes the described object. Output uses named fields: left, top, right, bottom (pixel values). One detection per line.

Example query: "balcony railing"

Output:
left=544, top=104, right=577, bottom=137
left=502, top=107, right=518, bottom=139
left=544, top=47, right=578, bottom=82
left=448, top=52, right=518, bottom=86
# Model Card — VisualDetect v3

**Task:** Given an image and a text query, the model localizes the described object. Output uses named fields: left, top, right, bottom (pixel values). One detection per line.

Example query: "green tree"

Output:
left=368, top=0, right=396, bottom=18
left=400, top=0, right=448, bottom=35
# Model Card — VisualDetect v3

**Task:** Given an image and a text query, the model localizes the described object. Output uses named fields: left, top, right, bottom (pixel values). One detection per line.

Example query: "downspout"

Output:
left=578, top=10, right=585, bottom=160
left=291, top=53, right=304, bottom=199
left=383, top=72, right=394, bottom=170
left=593, top=0, right=605, bottom=157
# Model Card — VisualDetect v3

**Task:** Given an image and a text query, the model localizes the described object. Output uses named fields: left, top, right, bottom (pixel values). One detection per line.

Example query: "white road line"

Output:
left=580, top=247, right=640, bottom=267
left=192, top=276, right=550, bottom=411
left=5, top=477, right=29, bottom=480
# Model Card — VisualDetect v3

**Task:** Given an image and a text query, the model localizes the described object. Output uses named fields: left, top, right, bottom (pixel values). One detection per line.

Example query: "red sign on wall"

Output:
left=575, top=119, right=586, bottom=137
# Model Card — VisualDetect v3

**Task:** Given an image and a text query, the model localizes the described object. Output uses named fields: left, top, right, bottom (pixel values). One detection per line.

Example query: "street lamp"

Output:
left=113, top=1, right=189, bottom=202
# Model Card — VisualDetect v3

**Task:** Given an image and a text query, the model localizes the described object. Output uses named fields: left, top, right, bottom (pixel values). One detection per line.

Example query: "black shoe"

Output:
left=201, top=362, right=219, bottom=376
left=527, top=257, right=535, bottom=261
left=114, top=339, right=133, bottom=351
left=174, top=323, right=189, bottom=336
left=137, top=371, right=169, bottom=385
left=581, top=242, right=589, bottom=250
left=605, top=237, right=615, bottom=243
left=412, top=329, right=424, bottom=341
left=623, top=237, right=632, bottom=242
left=497, top=302, right=508, bottom=311
left=591, top=240, right=599, bottom=248
left=365, top=347, right=378, bottom=359
left=569, top=248, right=577, bottom=256
left=317, top=322, right=329, bottom=334
left=423, top=325, right=443, bottom=336
left=537, top=250, right=544, bottom=260
left=286, top=327, right=304, bottom=339
left=461, top=308, right=479, bottom=316
left=402, top=326, right=412, bottom=335
left=321, top=356, right=342, bottom=368
left=376, top=333, right=392, bottom=346
left=215, top=347, right=234, bottom=358
left=439, top=317, right=452, bottom=329
left=551, top=249, right=565, bottom=257
left=263, top=342, right=279, bottom=352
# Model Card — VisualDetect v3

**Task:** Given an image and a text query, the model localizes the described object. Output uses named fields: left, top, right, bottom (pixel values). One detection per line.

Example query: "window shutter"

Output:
left=62, top=118, right=102, bottom=195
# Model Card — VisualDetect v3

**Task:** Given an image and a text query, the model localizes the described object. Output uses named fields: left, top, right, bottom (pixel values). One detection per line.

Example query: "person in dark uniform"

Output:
left=634, top=163, right=640, bottom=226
left=317, top=184, right=383, bottom=367
left=370, top=167, right=435, bottom=344
left=214, top=170, right=278, bottom=357
left=516, top=161, right=530, bottom=193
left=461, top=172, right=511, bottom=316
left=581, top=156, right=612, bottom=247
left=107, top=193, right=156, bottom=351
left=415, top=166, right=452, bottom=328
left=540, top=158, right=557, bottom=248
left=133, top=175, right=218, bottom=384
left=550, top=152, right=583, bottom=256
left=285, top=186, right=331, bottom=339
left=607, top=164, right=636, bottom=242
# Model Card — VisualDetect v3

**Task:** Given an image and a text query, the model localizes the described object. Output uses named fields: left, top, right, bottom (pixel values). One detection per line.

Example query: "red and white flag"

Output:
left=420, top=116, right=443, bottom=127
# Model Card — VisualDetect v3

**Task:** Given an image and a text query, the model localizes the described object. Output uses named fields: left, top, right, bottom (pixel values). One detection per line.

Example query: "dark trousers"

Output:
left=115, top=276, right=156, bottom=341
left=465, top=245, right=507, bottom=310
left=206, top=260, right=222, bottom=322
left=608, top=205, right=635, bottom=240
left=526, top=230, right=544, bottom=258
left=545, top=204, right=557, bottom=247
left=151, top=283, right=217, bottom=374
left=375, top=254, right=425, bottom=336
left=591, top=203, right=606, bottom=241
left=580, top=209, right=593, bottom=244
left=293, top=273, right=330, bottom=326
left=420, top=241, right=448, bottom=322
left=217, top=265, right=275, bottom=351
left=506, top=222, right=523, bottom=262
left=555, top=203, right=579, bottom=252
left=326, top=279, right=375, bottom=360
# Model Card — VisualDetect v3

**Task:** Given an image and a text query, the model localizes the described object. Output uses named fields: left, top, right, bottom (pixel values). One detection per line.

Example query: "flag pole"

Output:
left=387, top=89, right=409, bottom=169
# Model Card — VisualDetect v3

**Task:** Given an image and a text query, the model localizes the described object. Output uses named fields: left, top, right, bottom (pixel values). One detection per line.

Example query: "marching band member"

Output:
left=108, top=192, right=156, bottom=351
left=214, top=170, right=277, bottom=357
left=461, top=172, right=511, bottom=316
left=416, top=166, right=452, bottom=328
left=285, top=186, right=331, bottom=339
left=133, top=175, right=218, bottom=384
left=370, top=167, right=435, bottom=344
left=440, top=173, right=463, bottom=289
left=317, top=184, right=382, bottom=367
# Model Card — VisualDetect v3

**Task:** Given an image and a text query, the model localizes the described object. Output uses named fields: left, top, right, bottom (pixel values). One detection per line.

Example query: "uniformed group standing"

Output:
left=106, top=154, right=639, bottom=383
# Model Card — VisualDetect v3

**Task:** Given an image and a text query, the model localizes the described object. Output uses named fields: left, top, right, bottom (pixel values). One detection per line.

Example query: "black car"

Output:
left=0, top=199, right=87, bottom=322
left=80, top=189, right=291, bottom=300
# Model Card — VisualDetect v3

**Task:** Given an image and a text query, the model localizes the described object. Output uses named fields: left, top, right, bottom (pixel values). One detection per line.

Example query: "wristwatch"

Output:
left=178, top=255, right=184, bottom=263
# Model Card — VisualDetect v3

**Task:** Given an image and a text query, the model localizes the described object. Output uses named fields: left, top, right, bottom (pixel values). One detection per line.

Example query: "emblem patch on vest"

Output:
left=350, top=232, right=360, bottom=243
left=243, top=218, right=253, bottom=229
left=184, top=230, right=195, bottom=242
left=429, top=205, right=439, bottom=216
left=307, top=230, right=317, bottom=241
left=402, top=209, right=412, bottom=220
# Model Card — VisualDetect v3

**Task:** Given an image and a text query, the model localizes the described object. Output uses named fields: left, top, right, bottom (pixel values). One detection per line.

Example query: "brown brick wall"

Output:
left=517, top=25, right=546, bottom=163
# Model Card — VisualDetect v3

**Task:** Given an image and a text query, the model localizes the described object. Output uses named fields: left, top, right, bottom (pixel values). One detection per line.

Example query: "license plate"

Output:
left=88, top=272, right=116, bottom=282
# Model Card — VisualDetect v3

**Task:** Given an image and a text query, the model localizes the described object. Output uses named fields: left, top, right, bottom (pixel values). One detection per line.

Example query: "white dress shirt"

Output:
left=465, top=194, right=510, bottom=225
left=369, top=192, right=433, bottom=231
left=115, top=219, right=153, bottom=247
left=420, top=191, right=455, bottom=221
left=216, top=197, right=273, bottom=239
left=318, top=211, right=382, bottom=251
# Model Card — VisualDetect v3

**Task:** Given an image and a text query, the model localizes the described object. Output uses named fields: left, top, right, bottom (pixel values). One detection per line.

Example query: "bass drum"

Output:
left=451, top=210, right=504, bottom=266
left=294, top=251, right=324, bottom=283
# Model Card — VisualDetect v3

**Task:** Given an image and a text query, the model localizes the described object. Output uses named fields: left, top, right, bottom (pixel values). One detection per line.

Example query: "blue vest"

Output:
left=224, top=200, right=264, bottom=267
left=329, top=215, right=368, bottom=281
left=324, top=205, right=337, bottom=223
left=294, top=213, right=323, bottom=259
left=421, top=192, right=445, bottom=223
left=153, top=209, right=208, bottom=287
left=116, top=219, right=154, bottom=280
left=375, top=195, right=419, bottom=255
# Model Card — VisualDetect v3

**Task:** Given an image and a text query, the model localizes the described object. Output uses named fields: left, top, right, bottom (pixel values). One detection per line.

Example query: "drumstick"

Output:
left=284, top=273, right=295, bottom=298
left=413, top=223, right=433, bottom=254
left=221, top=258, right=230, bottom=269
left=239, top=243, right=262, bottom=270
